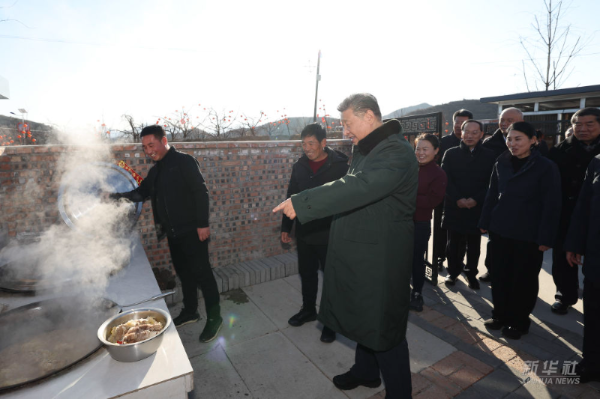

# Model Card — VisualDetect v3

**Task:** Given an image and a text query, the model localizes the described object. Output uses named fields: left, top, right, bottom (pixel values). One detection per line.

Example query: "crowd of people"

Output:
left=110, top=93, right=600, bottom=398
left=275, top=98, right=600, bottom=397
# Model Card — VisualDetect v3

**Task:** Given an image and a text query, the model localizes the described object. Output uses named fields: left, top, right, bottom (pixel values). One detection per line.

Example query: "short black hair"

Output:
left=508, top=121, right=536, bottom=139
left=301, top=123, right=326, bottom=142
left=572, top=107, right=600, bottom=125
left=453, top=109, right=473, bottom=121
left=140, top=125, right=166, bottom=140
left=461, top=119, right=483, bottom=132
left=337, top=93, right=382, bottom=121
left=415, top=133, right=440, bottom=149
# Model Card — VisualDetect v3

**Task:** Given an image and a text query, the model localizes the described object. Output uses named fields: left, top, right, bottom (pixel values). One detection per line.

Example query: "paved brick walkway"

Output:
left=167, top=253, right=600, bottom=398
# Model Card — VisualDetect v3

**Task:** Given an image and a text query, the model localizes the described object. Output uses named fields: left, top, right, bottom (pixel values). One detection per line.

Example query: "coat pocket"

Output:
left=343, top=228, right=379, bottom=244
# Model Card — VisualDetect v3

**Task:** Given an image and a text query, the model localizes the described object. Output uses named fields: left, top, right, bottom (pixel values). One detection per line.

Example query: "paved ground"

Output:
left=167, top=247, right=600, bottom=399
left=164, top=232, right=599, bottom=399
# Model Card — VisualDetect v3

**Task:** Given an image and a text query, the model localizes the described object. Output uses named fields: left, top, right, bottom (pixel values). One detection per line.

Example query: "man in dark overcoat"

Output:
left=281, top=123, right=349, bottom=343
left=274, top=93, right=418, bottom=398
left=565, top=154, right=600, bottom=383
left=441, top=120, right=495, bottom=289
left=433, top=109, right=473, bottom=271
left=549, top=107, right=600, bottom=315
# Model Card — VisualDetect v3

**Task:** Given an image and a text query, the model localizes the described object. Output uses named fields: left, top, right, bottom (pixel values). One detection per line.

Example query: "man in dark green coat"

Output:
left=274, top=93, right=418, bottom=398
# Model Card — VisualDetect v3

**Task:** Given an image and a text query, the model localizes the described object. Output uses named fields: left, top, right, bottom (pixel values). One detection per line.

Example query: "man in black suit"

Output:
left=433, top=109, right=473, bottom=271
left=441, top=120, right=495, bottom=289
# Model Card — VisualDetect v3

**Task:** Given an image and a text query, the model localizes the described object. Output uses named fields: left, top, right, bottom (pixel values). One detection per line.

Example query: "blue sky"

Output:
left=1, top=0, right=599, bottom=134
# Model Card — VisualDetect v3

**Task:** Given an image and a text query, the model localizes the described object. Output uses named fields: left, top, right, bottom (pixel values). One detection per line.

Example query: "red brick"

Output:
left=431, top=352, right=467, bottom=376
left=420, top=367, right=462, bottom=396
left=411, top=372, right=431, bottom=395
left=430, top=314, right=460, bottom=329
left=414, top=384, right=452, bottom=399
left=447, top=366, right=487, bottom=389
left=446, top=323, right=483, bottom=345
left=453, top=351, right=494, bottom=375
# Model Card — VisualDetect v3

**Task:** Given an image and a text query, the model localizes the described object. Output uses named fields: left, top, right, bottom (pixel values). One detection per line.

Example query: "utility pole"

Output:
left=312, top=50, right=321, bottom=122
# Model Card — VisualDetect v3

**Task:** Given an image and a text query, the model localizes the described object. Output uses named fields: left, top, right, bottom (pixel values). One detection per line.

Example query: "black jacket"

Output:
left=479, top=150, right=561, bottom=247
left=482, top=129, right=508, bottom=160
left=565, top=155, right=600, bottom=282
left=281, top=147, right=349, bottom=244
left=548, top=135, right=600, bottom=240
left=112, top=146, right=209, bottom=240
left=441, top=141, right=495, bottom=234
left=436, top=133, right=461, bottom=165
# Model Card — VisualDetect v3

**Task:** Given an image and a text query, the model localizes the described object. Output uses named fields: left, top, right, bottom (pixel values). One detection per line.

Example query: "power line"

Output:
left=0, top=34, right=208, bottom=53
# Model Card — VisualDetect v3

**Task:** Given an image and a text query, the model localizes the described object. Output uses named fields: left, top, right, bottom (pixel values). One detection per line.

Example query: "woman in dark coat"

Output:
left=410, top=133, right=447, bottom=311
left=479, top=121, right=561, bottom=340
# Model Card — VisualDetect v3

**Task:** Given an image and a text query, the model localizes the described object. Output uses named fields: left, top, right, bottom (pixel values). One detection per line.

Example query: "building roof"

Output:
left=480, top=84, right=600, bottom=104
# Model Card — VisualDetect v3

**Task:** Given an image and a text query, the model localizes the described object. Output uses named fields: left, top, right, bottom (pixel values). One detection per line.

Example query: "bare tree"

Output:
left=121, top=114, right=144, bottom=142
left=520, top=0, right=586, bottom=91
left=158, top=107, right=207, bottom=141
left=203, top=108, right=237, bottom=139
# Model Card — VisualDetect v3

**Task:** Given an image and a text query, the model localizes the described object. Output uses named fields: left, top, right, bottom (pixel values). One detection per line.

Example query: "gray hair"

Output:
left=337, top=93, right=382, bottom=121
left=501, top=107, right=524, bottom=119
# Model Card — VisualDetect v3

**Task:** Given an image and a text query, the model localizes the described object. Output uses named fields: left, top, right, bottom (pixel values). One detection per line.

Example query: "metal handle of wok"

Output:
left=119, top=291, right=176, bottom=308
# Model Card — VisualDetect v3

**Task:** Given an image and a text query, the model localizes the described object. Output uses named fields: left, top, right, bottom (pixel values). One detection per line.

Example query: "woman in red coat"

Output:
left=410, top=134, right=447, bottom=311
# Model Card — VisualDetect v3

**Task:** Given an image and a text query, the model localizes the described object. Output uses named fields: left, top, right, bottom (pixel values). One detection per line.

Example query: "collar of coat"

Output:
left=157, top=145, right=177, bottom=164
left=497, top=147, right=542, bottom=176
left=459, top=139, right=483, bottom=154
left=357, top=119, right=402, bottom=156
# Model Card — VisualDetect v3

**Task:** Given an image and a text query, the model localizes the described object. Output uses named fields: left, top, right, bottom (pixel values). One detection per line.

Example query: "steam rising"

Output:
left=0, top=129, right=138, bottom=297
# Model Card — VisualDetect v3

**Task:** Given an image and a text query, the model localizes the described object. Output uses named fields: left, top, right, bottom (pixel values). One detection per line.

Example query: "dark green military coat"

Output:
left=292, top=119, right=418, bottom=351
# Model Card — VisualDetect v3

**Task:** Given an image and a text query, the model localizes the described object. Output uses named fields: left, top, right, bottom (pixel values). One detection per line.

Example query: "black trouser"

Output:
left=168, top=231, right=220, bottom=319
left=583, top=279, right=600, bottom=372
left=297, top=238, right=328, bottom=310
left=446, top=230, right=480, bottom=279
left=411, top=221, right=431, bottom=294
left=489, top=233, right=543, bottom=331
left=350, top=340, right=412, bottom=399
left=552, top=238, right=580, bottom=305
left=432, top=204, right=446, bottom=263
left=484, top=239, right=492, bottom=274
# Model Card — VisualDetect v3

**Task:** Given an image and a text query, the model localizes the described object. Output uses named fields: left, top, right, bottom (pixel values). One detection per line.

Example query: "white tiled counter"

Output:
left=0, top=238, right=193, bottom=399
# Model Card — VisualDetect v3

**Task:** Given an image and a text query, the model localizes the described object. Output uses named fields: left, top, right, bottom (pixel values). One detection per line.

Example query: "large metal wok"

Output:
left=0, top=292, right=173, bottom=392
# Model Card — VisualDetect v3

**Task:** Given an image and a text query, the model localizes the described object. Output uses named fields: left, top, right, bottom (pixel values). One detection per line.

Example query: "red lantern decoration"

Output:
left=32, top=139, right=36, bottom=143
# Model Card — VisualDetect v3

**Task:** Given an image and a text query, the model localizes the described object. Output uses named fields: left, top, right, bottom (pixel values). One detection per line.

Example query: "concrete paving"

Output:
left=167, top=242, right=599, bottom=398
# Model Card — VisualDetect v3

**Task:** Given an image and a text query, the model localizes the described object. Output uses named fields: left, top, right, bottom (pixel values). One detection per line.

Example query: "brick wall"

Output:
left=0, top=140, right=352, bottom=288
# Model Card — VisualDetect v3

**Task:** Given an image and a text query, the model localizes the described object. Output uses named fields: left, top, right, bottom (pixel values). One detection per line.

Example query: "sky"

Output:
left=1, top=0, right=599, bottom=134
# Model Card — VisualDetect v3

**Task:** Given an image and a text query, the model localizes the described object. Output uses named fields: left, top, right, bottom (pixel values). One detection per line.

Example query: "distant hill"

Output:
left=384, top=103, right=432, bottom=119
left=0, top=115, right=55, bottom=144
left=404, top=99, right=498, bottom=123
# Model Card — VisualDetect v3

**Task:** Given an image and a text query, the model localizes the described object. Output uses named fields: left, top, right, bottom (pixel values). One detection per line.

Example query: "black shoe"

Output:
left=332, top=371, right=381, bottom=391
left=320, top=326, right=336, bottom=343
left=551, top=300, right=570, bottom=315
left=502, top=326, right=528, bottom=340
left=288, top=307, right=317, bottom=327
left=484, top=318, right=504, bottom=330
left=479, top=272, right=491, bottom=282
left=199, top=316, right=223, bottom=343
left=444, top=275, right=457, bottom=286
left=409, top=292, right=424, bottom=312
left=173, top=310, right=200, bottom=327
left=437, top=258, right=445, bottom=271
left=467, top=275, right=480, bottom=290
